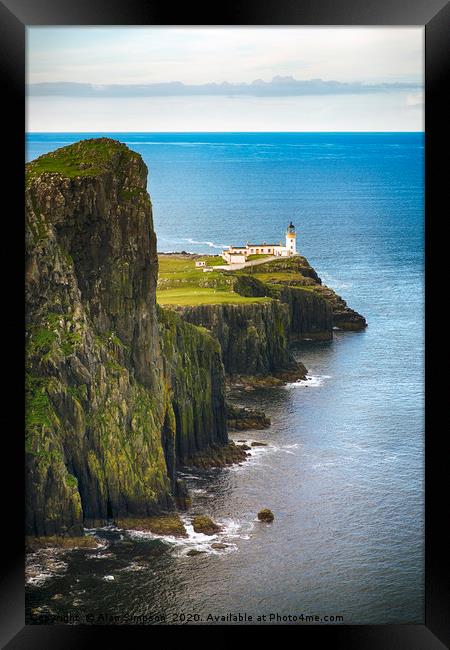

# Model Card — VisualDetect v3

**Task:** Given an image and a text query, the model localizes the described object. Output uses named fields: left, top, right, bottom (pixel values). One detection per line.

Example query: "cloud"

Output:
left=27, top=27, right=424, bottom=86
left=27, top=76, right=422, bottom=98
left=406, top=91, right=424, bottom=108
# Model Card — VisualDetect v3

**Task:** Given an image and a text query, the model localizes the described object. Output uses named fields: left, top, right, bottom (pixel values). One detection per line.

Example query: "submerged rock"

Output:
left=226, top=403, right=271, bottom=431
left=186, top=549, right=206, bottom=557
left=257, top=509, right=274, bottom=523
left=183, top=442, right=249, bottom=469
left=191, top=515, right=222, bottom=535
left=174, top=478, right=192, bottom=511
left=211, top=543, right=228, bottom=550
left=251, top=441, right=268, bottom=447
left=25, top=536, right=100, bottom=552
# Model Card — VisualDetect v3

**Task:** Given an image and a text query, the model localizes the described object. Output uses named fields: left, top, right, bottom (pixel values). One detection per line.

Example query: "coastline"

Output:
left=25, top=133, right=424, bottom=625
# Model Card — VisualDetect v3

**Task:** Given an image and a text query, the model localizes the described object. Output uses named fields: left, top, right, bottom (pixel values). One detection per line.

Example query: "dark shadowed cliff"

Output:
left=25, top=139, right=227, bottom=537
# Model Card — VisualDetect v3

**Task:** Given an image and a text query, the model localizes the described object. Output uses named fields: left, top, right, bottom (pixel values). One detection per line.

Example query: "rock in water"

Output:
left=226, top=403, right=271, bottom=431
left=174, top=479, right=192, bottom=510
left=186, top=549, right=206, bottom=557
left=191, top=515, right=222, bottom=535
left=115, top=515, right=188, bottom=538
left=257, top=508, right=274, bottom=523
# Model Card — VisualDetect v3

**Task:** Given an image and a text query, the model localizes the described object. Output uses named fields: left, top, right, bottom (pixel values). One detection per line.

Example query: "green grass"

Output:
left=199, top=255, right=226, bottom=266
left=26, top=138, right=135, bottom=184
left=245, top=254, right=272, bottom=261
left=158, top=254, right=224, bottom=278
left=156, top=253, right=311, bottom=306
left=252, top=271, right=301, bottom=281
left=157, top=287, right=271, bottom=306
left=157, top=254, right=232, bottom=293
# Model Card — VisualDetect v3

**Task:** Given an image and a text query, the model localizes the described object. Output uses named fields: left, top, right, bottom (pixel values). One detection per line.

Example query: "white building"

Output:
left=222, top=222, right=298, bottom=263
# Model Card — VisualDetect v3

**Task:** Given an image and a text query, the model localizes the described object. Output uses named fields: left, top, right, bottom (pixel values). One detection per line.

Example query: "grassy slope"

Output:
left=25, top=138, right=137, bottom=185
left=157, top=287, right=270, bottom=306
left=245, top=253, right=272, bottom=261
left=237, top=256, right=320, bottom=291
left=157, top=254, right=271, bottom=306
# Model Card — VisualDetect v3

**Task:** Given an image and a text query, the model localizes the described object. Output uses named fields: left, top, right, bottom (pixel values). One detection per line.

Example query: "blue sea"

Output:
left=26, top=132, right=424, bottom=625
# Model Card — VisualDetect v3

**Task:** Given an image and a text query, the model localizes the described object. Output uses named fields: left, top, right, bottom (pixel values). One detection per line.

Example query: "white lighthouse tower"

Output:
left=285, top=221, right=297, bottom=255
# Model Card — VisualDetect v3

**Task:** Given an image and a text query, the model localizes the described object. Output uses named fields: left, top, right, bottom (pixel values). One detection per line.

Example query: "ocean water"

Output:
left=25, top=132, right=424, bottom=625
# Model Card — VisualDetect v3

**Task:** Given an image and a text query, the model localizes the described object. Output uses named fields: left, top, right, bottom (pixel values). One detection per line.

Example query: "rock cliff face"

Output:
left=274, top=286, right=334, bottom=341
left=176, top=301, right=299, bottom=377
left=157, top=307, right=227, bottom=464
left=25, top=139, right=227, bottom=536
left=253, top=257, right=366, bottom=331
left=175, top=276, right=334, bottom=377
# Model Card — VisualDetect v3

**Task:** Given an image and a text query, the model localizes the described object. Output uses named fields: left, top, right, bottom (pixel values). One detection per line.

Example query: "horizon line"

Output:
left=26, top=130, right=425, bottom=134
left=27, top=77, right=422, bottom=98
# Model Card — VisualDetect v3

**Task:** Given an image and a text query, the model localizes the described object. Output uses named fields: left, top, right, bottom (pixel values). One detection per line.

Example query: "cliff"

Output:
left=157, top=306, right=227, bottom=464
left=251, top=257, right=366, bottom=331
left=172, top=272, right=333, bottom=378
left=159, top=250, right=366, bottom=380
left=25, top=139, right=228, bottom=537
left=176, top=300, right=305, bottom=379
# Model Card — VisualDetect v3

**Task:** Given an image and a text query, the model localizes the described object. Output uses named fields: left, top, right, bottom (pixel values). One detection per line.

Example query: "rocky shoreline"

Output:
left=226, top=403, right=271, bottom=431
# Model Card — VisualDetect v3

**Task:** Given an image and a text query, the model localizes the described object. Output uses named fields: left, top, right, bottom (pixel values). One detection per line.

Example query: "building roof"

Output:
left=226, top=241, right=287, bottom=250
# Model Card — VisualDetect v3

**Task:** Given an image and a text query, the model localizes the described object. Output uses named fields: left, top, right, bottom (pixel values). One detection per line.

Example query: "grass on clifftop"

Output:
left=236, top=256, right=320, bottom=289
left=157, top=254, right=271, bottom=306
left=245, top=254, right=272, bottom=261
left=26, top=138, right=135, bottom=184
left=157, top=287, right=270, bottom=306
left=158, top=254, right=224, bottom=277
left=156, top=253, right=318, bottom=306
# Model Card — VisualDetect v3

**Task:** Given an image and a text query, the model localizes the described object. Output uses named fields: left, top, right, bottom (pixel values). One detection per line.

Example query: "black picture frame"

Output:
left=1, top=0, right=448, bottom=646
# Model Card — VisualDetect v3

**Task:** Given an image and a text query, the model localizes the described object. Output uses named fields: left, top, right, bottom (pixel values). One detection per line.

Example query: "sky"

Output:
left=26, top=27, right=424, bottom=132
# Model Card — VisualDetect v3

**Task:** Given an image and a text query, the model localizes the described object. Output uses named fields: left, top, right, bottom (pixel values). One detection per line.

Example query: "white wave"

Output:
left=185, top=238, right=229, bottom=250
left=320, top=273, right=352, bottom=291
left=26, top=551, right=68, bottom=587
left=124, top=514, right=249, bottom=556
left=228, top=441, right=300, bottom=472
left=26, top=535, right=106, bottom=588
left=284, top=374, right=330, bottom=389
left=350, top=444, right=367, bottom=452
left=117, top=562, right=149, bottom=573
left=311, top=461, right=337, bottom=469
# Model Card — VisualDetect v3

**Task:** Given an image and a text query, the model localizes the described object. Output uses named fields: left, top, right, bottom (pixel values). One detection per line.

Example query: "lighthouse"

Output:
left=285, top=221, right=297, bottom=255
